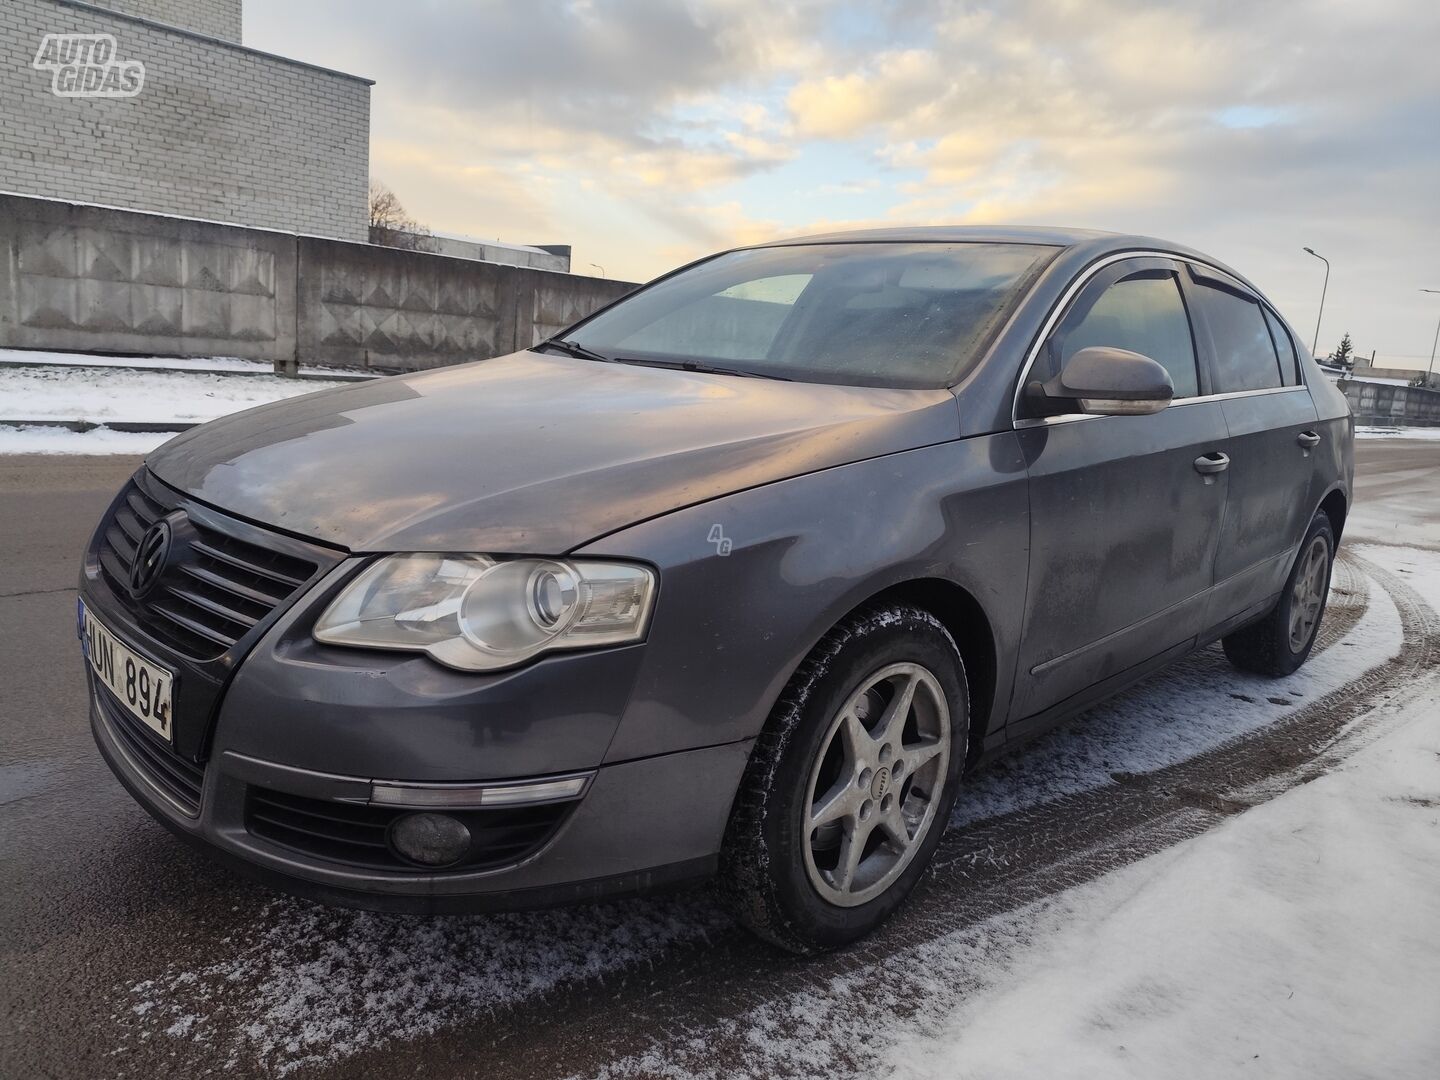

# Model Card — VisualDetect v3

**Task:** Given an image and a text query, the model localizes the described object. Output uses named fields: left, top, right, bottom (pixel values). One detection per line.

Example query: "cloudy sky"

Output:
left=246, top=0, right=1440, bottom=370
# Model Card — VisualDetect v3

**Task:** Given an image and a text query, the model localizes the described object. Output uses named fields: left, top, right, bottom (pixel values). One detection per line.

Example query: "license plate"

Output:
left=79, top=601, right=175, bottom=743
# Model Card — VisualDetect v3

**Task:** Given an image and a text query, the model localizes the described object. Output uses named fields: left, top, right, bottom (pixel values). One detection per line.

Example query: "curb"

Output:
left=0, top=419, right=197, bottom=433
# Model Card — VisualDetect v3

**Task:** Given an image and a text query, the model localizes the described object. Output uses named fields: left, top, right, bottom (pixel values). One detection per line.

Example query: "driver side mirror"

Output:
left=1033, top=346, right=1174, bottom=417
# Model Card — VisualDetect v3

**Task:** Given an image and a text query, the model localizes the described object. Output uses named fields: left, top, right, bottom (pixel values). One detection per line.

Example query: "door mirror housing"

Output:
left=1035, top=346, right=1174, bottom=416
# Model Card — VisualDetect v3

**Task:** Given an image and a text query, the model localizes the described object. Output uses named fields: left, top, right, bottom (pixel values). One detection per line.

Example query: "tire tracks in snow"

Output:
left=292, top=548, right=1436, bottom=1080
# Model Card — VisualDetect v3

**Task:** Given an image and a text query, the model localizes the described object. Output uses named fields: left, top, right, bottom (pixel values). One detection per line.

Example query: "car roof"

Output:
left=745, top=225, right=1259, bottom=296
left=751, top=224, right=1116, bottom=248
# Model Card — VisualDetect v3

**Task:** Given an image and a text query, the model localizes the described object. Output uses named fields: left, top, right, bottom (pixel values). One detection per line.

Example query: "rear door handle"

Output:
left=1297, top=430, right=1321, bottom=449
left=1194, top=451, right=1230, bottom=476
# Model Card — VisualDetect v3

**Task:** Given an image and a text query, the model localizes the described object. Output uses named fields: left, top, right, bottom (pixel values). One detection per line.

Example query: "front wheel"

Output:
left=1222, top=512, right=1335, bottom=677
left=720, top=605, right=967, bottom=953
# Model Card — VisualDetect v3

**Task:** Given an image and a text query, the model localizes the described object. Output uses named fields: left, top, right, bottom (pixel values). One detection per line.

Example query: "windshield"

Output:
left=558, top=241, right=1058, bottom=388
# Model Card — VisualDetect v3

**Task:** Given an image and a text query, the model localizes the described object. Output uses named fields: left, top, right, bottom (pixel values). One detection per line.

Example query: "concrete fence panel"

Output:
left=1339, top=379, right=1440, bottom=428
left=0, top=193, right=295, bottom=361
left=0, top=193, right=638, bottom=371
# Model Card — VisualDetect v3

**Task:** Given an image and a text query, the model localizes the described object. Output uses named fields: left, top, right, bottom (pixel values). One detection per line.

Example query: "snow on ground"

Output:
left=0, top=425, right=176, bottom=455
left=582, top=545, right=1433, bottom=1080
left=950, top=559, right=1399, bottom=826
left=120, top=553, right=1410, bottom=1076
left=0, top=356, right=357, bottom=454
left=1355, top=425, right=1440, bottom=440
left=891, top=666, right=1440, bottom=1080
left=0, top=347, right=368, bottom=379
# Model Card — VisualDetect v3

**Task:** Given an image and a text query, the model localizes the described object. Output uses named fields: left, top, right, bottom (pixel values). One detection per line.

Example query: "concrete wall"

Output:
left=424, top=233, right=572, bottom=273
left=299, top=237, right=632, bottom=371
left=85, top=0, right=241, bottom=40
left=0, top=192, right=295, bottom=361
left=1339, top=378, right=1440, bottom=429
left=2, top=0, right=371, bottom=241
left=0, top=193, right=637, bottom=370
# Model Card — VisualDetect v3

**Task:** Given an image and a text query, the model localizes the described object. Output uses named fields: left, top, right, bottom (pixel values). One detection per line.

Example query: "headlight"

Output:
left=313, top=554, right=656, bottom=671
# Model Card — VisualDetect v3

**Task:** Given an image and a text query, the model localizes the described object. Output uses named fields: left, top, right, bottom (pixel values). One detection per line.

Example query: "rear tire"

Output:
left=1222, top=513, right=1335, bottom=677
left=719, top=604, right=967, bottom=954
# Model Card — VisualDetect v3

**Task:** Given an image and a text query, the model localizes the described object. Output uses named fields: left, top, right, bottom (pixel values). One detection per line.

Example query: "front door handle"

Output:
left=1297, top=430, right=1322, bottom=450
left=1194, top=451, right=1230, bottom=476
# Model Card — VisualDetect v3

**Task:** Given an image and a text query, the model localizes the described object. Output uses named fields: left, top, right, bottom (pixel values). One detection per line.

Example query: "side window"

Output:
left=1196, top=284, right=1284, bottom=392
left=1056, top=273, right=1199, bottom=398
left=1262, top=306, right=1300, bottom=386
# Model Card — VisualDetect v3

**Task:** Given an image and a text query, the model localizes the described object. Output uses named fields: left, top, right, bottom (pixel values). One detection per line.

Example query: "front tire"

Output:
left=720, top=605, right=968, bottom=953
left=1222, top=512, right=1335, bottom=677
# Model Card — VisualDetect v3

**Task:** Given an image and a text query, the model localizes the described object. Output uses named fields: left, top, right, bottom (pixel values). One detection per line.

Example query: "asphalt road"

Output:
left=1, top=440, right=1436, bottom=1079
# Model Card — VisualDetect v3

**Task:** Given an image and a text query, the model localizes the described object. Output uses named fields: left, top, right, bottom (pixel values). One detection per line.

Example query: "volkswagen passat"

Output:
left=80, top=227, right=1352, bottom=951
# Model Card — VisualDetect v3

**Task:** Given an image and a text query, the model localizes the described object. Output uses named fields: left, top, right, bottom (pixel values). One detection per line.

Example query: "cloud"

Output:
left=244, top=0, right=1440, bottom=358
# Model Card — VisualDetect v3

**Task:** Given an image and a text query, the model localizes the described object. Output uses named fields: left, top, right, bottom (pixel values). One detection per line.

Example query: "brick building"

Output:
left=0, top=0, right=371, bottom=241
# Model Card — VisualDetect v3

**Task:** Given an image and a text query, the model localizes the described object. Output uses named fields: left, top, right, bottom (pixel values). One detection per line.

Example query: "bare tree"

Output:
left=368, top=181, right=437, bottom=252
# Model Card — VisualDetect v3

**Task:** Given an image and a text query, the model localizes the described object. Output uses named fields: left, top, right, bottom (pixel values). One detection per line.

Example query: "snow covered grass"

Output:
left=0, top=355, right=357, bottom=454
left=1355, top=425, right=1440, bottom=440
left=0, top=425, right=174, bottom=455
left=0, top=347, right=367, bottom=378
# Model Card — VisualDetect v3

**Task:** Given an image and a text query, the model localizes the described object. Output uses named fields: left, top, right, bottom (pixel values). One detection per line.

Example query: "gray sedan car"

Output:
left=80, top=227, right=1352, bottom=951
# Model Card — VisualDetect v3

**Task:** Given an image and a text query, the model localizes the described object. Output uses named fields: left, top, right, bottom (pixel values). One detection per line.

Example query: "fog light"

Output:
left=388, top=812, right=472, bottom=867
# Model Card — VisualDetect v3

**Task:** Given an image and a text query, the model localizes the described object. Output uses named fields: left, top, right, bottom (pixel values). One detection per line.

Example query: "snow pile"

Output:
left=893, top=668, right=1440, bottom=1080
left=0, top=355, right=358, bottom=454
left=1355, top=425, right=1440, bottom=441
left=0, top=363, right=351, bottom=424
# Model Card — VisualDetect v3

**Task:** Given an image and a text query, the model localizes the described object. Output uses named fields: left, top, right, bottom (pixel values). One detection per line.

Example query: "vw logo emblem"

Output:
left=128, top=520, right=172, bottom=597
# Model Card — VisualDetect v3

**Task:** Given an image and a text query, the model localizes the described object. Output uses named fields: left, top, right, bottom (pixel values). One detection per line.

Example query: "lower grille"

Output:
left=97, top=686, right=205, bottom=815
left=245, top=787, right=570, bottom=872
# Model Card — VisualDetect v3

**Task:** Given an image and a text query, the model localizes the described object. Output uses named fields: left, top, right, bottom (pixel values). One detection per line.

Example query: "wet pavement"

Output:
left=1, top=441, right=1437, bottom=1079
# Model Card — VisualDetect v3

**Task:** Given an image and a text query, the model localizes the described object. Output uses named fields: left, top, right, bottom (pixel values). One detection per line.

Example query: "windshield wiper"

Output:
left=609, top=357, right=792, bottom=381
left=535, top=338, right=613, bottom=364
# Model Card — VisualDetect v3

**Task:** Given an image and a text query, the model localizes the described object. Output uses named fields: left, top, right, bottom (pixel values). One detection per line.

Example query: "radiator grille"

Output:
left=96, top=478, right=318, bottom=661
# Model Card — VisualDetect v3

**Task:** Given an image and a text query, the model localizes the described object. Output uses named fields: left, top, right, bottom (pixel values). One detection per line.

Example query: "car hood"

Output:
left=147, top=351, right=959, bottom=553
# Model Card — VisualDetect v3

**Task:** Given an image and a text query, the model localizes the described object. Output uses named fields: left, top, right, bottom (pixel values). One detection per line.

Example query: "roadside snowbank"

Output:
left=1355, top=425, right=1440, bottom=441
left=0, top=356, right=356, bottom=454
left=893, top=667, right=1440, bottom=1080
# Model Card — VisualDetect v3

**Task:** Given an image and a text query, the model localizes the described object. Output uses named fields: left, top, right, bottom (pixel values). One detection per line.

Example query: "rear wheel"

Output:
left=1222, top=513, right=1335, bottom=677
left=720, top=605, right=967, bottom=953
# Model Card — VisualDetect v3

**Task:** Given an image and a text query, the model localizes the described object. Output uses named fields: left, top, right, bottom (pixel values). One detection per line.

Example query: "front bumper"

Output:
left=91, top=679, right=751, bottom=912
left=81, top=467, right=753, bottom=912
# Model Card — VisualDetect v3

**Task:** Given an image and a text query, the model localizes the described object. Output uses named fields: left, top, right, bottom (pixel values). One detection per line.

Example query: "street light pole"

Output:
left=1423, top=289, right=1440, bottom=386
left=1303, top=247, right=1330, bottom=357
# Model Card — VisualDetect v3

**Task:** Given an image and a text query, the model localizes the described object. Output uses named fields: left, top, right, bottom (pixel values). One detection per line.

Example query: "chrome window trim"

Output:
left=1009, top=249, right=1309, bottom=429
left=1013, top=386, right=1310, bottom=429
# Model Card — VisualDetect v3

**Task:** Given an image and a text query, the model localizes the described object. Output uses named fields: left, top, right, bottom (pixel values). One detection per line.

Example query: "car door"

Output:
left=1010, top=257, right=1231, bottom=726
left=1182, top=266, right=1321, bottom=622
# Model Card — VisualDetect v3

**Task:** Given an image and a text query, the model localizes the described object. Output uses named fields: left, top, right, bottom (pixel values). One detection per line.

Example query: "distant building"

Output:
left=2, top=0, right=372, bottom=241
left=1348, top=354, right=1434, bottom=387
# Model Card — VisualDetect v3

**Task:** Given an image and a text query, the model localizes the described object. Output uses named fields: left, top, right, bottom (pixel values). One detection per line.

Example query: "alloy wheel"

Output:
left=1288, top=534, right=1330, bottom=653
left=802, top=662, right=951, bottom=907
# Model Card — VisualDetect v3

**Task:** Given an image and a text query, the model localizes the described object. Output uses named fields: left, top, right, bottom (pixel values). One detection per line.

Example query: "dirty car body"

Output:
left=79, top=227, right=1353, bottom=931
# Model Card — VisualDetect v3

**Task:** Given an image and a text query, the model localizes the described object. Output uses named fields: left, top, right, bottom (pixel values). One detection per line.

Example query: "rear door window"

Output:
left=1196, top=284, right=1285, bottom=393
left=1262, top=306, right=1301, bottom=386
